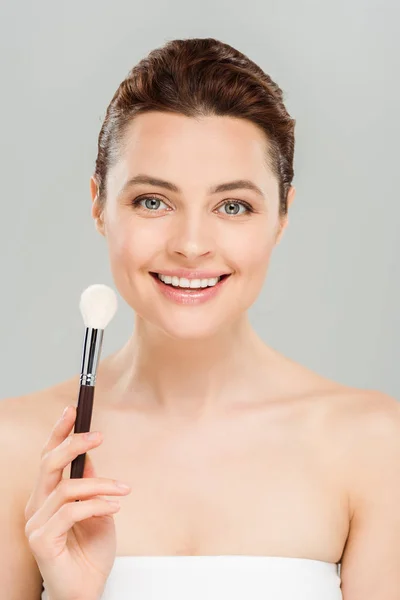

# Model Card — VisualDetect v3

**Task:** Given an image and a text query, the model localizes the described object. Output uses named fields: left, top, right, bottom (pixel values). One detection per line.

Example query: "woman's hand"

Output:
left=24, top=405, right=131, bottom=600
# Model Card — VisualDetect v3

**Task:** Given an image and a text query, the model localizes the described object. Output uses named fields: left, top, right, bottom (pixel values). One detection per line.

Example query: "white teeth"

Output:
left=157, top=274, right=221, bottom=288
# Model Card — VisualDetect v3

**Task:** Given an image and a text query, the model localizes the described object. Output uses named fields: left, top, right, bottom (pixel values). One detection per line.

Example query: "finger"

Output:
left=25, top=406, right=77, bottom=521
left=27, top=497, right=121, bottom=560
left=25, top=474, right=130, bottom=537
left=41, top=428, right=103, bottom=497
left=80, top=452, right=112, bottom=502
left=82, top=451, right=96, bottom=479
left=41, top=405, right=76, bottom=458
left=26, top=422, right=103, bottom=520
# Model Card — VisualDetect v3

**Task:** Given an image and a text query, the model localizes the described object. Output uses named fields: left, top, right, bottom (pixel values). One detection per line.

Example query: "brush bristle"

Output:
left=79, top=284, right=118, bottom=329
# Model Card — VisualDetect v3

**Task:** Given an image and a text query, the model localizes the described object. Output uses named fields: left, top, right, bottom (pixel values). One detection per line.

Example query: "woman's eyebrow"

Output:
left=118, top=174, right=266, bottom=199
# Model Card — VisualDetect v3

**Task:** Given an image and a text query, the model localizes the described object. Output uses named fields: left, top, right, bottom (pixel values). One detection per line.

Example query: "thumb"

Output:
left=82, top=451, right=97, bottom=479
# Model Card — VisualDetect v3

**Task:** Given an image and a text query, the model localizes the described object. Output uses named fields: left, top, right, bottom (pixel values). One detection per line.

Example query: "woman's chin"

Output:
left=158, top=322, right=223, bottom=341
left=139, top=313, right=230, bottom=341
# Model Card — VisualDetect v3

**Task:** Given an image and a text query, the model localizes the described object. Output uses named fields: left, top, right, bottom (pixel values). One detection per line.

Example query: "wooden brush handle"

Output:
left=70, top=385, right=95, bottom=479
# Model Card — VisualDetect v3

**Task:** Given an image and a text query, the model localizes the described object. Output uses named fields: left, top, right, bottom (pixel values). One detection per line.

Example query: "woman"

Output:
left=1, top=37, right=399, bottom=600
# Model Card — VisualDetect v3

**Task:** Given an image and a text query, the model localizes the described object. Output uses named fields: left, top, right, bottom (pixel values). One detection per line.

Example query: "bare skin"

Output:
left=4, top=111, right=400, bottom=599
left=11, top=344, right=361, bottom=566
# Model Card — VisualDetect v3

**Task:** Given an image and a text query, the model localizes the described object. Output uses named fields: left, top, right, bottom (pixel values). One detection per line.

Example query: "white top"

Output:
left=41, top=555, right=342, bottom=599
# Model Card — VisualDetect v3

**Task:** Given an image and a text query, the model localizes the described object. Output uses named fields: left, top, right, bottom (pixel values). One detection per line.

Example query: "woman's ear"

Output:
left=90, top=176, right=106, bottom=237
left=275, top=216, right=288, bottom=245
left=275, top=185, right=295, bottom=245
left=286, top=185, right=296, bottom=210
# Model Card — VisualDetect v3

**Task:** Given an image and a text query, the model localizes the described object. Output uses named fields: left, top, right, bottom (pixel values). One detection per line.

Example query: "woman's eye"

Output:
left=217, top=201, right=252, bottom=216
left=132, top=196, right=168, bottom=211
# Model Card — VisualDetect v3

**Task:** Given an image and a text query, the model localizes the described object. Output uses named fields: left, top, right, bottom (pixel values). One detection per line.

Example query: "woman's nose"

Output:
left=167, top=214, right=215, bottom=260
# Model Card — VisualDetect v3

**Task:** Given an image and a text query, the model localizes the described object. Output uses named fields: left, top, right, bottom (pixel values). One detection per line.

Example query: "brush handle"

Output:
left=70, top=385, right=95, bottom=479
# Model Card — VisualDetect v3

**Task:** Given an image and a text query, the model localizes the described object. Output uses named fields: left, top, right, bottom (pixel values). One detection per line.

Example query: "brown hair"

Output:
left=93, top=37, right=296, bottom=217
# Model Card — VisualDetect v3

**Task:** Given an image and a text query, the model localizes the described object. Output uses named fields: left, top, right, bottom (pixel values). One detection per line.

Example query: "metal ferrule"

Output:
left=79, top=327, right=104, bottom=386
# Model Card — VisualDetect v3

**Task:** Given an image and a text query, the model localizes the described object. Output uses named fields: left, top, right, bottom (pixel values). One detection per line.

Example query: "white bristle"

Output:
left=79, top=284, right=118, bottom=329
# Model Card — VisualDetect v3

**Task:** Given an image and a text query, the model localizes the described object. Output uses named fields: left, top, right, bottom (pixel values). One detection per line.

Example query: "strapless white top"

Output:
left=41, top=555, right=342, bottom=599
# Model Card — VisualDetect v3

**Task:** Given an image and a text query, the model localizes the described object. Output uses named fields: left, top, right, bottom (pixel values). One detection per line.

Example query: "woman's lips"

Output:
left=150, top=272, right=231, bottom=305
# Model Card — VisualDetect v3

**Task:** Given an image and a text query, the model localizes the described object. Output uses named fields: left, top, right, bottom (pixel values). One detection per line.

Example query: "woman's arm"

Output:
left=0, top=397, right=45, bottom=599
left=340, top=393, right=400, bottom=600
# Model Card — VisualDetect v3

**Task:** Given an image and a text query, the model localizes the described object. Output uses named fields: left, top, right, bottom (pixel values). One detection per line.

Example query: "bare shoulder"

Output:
left=0, top=377, right=79, bottom=498
left=317, top=383, right=399, bottom=427
left=0, top=381, right=79, bottom=598
left=320, top=385, right=400, bottom=441
left=314, top=383, right=400, bottom=447
left=343, top=388, right=400, bottom=500
left=317, top=385, right=400, bottom=515
left=326, top=388, right=400, bottom=595
left=0, top=379, right=76, bottom=439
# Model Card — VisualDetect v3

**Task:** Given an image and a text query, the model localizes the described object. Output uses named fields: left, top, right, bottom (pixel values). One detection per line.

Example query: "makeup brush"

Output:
left=70, top=284, right=118, bottom=480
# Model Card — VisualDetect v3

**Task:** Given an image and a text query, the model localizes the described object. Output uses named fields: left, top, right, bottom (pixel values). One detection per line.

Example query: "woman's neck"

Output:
left=97, top=315, right=279, bottom=418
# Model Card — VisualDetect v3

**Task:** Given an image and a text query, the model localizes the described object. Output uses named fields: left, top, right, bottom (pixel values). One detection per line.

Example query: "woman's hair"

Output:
left=93, top=37, right=296, bottom=217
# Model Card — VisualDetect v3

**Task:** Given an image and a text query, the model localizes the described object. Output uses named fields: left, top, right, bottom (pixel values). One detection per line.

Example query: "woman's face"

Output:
left=91, top=112, right=294, bottom=339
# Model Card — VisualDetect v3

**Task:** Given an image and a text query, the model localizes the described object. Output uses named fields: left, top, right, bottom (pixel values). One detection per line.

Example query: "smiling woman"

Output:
left=90, top=81, right=293, bottom=340
left=3, top=36, right=399, bottom=600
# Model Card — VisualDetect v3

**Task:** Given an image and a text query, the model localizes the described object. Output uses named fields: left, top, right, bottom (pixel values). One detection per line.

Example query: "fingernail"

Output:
left=61, top=406, right=69, bottom=418
left=115, top=481, right=131, bottom=490
left=85, top=431, right=100, bottom=441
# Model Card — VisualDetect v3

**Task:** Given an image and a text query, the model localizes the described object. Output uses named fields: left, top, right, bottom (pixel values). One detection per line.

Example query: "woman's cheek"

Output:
left=110, top=225, right=148, bottom=263
left=228, top=231, right=273, bottom=268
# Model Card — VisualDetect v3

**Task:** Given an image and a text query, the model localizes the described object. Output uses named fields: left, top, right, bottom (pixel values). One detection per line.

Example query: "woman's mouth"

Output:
left=149, top=272, right=231, bottom=305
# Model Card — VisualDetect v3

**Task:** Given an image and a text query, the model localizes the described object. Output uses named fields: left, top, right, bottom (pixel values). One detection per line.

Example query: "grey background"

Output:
left=0, top=0, right=398, bottom=401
